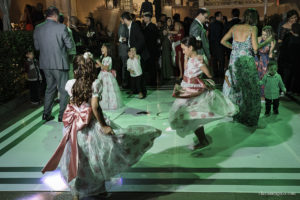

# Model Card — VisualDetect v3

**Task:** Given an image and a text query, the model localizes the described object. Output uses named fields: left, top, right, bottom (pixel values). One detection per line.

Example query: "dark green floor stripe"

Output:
left=127, top=167, right=300, bottom=173
left=0, top=167, right=300, bottom=173
left=0, top=109, right=59, bottom=156
left=0, top=102, right=58, bottom=143
left=0, top=167, right=43, bottom=172
left=0, top=110, right=43, bottom=143
left=1, top=178, right=300, bottom=186
left=122, top=178, right=300, bottom=186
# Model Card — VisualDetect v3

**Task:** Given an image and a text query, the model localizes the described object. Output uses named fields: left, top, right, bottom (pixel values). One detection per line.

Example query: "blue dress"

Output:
left=228, top=32, right=261, bottom=126
left=255, top=39, right=271, bottom=97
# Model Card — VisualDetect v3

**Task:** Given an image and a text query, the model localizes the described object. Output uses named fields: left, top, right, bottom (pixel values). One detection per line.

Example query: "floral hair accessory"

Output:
left=83, top=52, right=93, bottom=60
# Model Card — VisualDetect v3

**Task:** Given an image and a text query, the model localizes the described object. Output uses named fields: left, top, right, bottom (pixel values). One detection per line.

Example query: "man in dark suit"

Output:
left=118, top=18, right=130, bottom=88
left=121, top=12, right=150, bottom=64
left=209, top=11, right=225, bottom=78
left=142, top=12, right=160, bottom=85
left=33, top=6, right=73, bottom=122
left=153, top=0, right=161, bottom=22
left=224, top=8, right=241, bottom=33
left=223, top=8, right=241, bottom=56
left=121, top=12, right=149, bottom=96
left=139, top=0, right=153, bottom=17
left=189, top=8, right=210, bottom=63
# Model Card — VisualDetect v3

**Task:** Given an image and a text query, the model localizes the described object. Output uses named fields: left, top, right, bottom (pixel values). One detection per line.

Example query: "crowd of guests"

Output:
left=18, top=5, right=300, bottom=200
left=18, top=3, right=299, bottom=106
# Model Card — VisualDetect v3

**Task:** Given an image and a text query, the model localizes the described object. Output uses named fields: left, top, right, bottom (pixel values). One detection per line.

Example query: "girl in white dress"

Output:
left=222, top=69, right=232, bottom=97
left=169, top=37, right=238, bottom=150
left=96, top=43, right=124, bottom=110
left=42, top=54, right=161, bottom=199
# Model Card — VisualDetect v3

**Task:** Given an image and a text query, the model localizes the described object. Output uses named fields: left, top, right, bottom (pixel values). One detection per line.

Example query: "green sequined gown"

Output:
left=228, top=34, right=261, bottom=126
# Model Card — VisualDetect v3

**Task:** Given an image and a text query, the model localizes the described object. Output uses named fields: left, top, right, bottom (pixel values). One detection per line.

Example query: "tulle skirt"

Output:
left=169, top=89, right=238, bottom=137
left=98, top=71, right=124, bottom=110
left=60, top=118, right=161, bottom=198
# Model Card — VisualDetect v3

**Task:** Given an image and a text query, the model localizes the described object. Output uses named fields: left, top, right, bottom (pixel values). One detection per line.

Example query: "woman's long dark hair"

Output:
left=72, top=55, right=98, bottom=106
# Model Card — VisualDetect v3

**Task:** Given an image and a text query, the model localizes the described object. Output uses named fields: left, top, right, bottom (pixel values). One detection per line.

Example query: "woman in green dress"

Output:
left=221, top=8, right=272, bottom=126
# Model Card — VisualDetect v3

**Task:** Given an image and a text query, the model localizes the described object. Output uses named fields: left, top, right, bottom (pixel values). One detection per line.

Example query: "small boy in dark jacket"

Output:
left=25, top=51, right=42, bottom=104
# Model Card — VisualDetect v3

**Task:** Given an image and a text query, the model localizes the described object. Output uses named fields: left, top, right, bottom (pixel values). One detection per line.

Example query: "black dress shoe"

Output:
left=42, top=114, right=55, bottom=121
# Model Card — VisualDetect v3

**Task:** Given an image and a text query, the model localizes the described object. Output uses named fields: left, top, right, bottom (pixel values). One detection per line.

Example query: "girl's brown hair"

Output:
left=71, top=55, right=97, bottom=106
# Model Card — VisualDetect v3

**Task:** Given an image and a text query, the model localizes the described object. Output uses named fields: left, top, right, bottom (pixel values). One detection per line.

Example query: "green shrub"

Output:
left=0, top=31, right=35, bottom=103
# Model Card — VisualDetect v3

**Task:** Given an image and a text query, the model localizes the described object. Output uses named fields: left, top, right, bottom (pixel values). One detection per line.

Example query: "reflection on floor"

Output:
left=0, top=89, right=300, bottom=200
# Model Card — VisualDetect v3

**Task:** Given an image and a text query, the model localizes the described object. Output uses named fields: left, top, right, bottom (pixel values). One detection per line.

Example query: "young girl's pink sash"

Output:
left=41, top=103, right=92, bottom=182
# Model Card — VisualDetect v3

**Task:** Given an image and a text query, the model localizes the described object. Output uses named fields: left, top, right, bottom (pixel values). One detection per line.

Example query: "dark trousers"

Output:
left=130, top=75, right=146, bottom=96
left=144, top=57, right=159, bottom=86
left=120, top=55, right=130, bottom=87
left=211, top=46, right=225, bottom=77
left=43, top=69, right=69, bottom=118
left=265, top=98, right=279, bottom=113
left=28, top=80, right=41, bottom=103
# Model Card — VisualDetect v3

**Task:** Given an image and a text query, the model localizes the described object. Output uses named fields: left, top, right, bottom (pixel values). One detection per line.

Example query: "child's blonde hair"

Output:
left=130, top=47, right=136, bottom=52
left=262, top=25, right=274, bottom=38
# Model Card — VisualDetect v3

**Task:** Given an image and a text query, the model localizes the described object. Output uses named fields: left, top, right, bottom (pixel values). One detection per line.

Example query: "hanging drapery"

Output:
left=0, top=0, right=11, bottom=31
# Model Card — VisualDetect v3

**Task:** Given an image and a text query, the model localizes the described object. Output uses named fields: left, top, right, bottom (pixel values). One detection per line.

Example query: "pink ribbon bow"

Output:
left=41, top=103, right=92, bottom=182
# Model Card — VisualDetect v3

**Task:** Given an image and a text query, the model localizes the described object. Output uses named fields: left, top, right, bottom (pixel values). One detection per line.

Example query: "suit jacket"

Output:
left=143, top=22, right=159, bottom=58
left=118, top=23, right=129, bottom=57
left=208, top=20, right=224, bottom=55
left=33, top=19, right=73, bottom=70
left=129, top=22, right=150, bottom=61
left=189, top=19, right=210, bottom=60
left=224, top=17, right=241, bottom=34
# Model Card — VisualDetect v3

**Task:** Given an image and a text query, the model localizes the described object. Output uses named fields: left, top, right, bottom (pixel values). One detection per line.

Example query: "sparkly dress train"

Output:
left=228, top=33, right=261, bottom=126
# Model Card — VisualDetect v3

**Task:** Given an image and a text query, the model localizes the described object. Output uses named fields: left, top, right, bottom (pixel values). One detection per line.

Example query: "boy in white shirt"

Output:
left=127, top=48, right=146, bottom=99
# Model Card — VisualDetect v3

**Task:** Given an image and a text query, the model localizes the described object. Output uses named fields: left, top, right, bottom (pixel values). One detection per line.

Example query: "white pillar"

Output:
left=264, top=0, right=268, bottom=17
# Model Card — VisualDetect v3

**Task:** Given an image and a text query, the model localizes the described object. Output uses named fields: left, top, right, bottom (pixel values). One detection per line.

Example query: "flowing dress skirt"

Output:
left=98, top=71, right=124, bottom=110
left=60, top=117, right=161, bottom=198
left=169, top=89, right=238, bottom=137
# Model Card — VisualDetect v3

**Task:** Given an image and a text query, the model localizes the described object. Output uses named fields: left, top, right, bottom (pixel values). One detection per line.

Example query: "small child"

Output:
left=24, top=51, right=42, bottom=105
left=127, top=48, right=146, bottom=99
left=96, top=44, right=124, bottom=110
left=222, top=69, right=232, bottom=97
left=260, top=61, right=286, bottom=115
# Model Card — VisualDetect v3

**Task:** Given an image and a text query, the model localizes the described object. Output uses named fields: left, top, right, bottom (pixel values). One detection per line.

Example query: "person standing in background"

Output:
left=189, top=8, right=210, bottom=64
left=142, top=12, right=160, bottom=85
left=33, top=6, right=73, bottom=122
left=209, top=11, right=225, bottom=79
left=118, top=18, right=130, bottom=89
left=140, top=0, right=153, bottom=17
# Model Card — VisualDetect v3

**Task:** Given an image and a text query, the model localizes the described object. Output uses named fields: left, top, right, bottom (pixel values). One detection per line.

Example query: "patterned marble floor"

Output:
left=0, top=89, right=300, bottom=200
